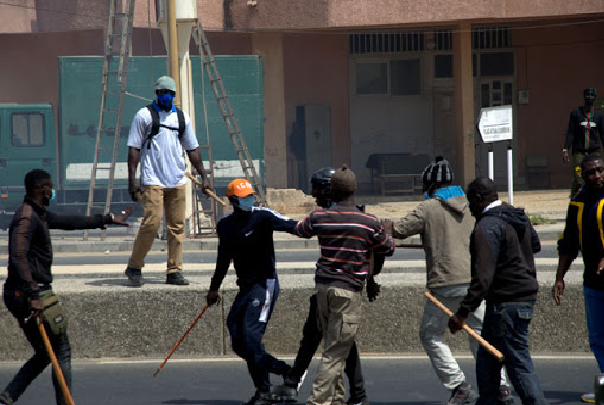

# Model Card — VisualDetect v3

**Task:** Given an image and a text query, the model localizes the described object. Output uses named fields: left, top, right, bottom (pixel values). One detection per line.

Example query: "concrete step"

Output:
left=0, top=223, right=566, bottom=255
left=0, top=270, right=590, bottom=361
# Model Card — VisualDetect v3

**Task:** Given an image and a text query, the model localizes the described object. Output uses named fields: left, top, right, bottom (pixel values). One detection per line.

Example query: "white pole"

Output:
left=507, top=141, right=513, bottom=206
left=488, top=144, right=494, bottom=181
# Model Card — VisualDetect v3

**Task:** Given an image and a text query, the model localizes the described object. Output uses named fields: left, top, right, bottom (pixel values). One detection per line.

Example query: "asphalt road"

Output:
left=0, top=244, right=562, bottom=267
left=0, top=357, right=599, bottom=405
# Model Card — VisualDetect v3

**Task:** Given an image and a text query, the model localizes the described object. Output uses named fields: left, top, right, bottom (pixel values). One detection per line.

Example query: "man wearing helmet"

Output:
left=206, top=179, right=300, bottom=405
left=381, top=157, right=511, bottom=405
left=124, top=76, right=210, bottom=287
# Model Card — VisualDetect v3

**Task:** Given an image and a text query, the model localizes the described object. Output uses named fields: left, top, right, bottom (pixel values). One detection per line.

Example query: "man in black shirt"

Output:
left=563, top=87, right=604, bottom=197
left=0, top=169, right=131, bottom=405
left=206, top=178, right=299, bottom=405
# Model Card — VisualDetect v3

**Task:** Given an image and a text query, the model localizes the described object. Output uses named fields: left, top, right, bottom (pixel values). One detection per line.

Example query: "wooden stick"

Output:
left=153, top=305, right=210, bottom=378
left=424, top=291, right=505, bottom=362
left=38, top=319, right=76, bottom=405
left=185, top=172, right=227, bottom=206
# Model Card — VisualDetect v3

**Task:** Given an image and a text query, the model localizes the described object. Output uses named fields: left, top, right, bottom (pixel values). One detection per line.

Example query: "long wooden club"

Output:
left=424, top=291, right=505, bottom=362
left=37, top=318, right=76, bottom=405
left=185, top=172, right=226, bottom=207
left=153, top=305, right=210, bottom=377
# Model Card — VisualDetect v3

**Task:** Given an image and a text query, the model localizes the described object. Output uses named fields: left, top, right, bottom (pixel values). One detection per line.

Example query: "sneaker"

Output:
left=125, top=267, right=144, bottom=287
left=447, top=382, right=478, bottom=405
left=243, top=390, right=273, bottom=405
left=166, top=272, right=189, bottom=286
left=269, top=384, right=297, bottom=403
left=499, top=385, right=515, bottom=405
left=0, top=393, right=14, bottom=405
left=581, top=393, right=596, bottom=403
left=284, top=369, right=307, bottom=391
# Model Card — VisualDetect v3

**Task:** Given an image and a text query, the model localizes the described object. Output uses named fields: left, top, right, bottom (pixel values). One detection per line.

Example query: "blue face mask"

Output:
left=235, top=195, right=255, bottom=212
left=157, top=92, right=175, bottom=110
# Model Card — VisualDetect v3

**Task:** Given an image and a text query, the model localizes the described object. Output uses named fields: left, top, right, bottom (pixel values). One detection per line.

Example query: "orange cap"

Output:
left=227, top=178, right=255, bottom=197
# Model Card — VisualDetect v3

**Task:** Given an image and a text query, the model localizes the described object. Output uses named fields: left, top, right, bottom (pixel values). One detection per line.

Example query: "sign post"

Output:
left=477, top=106, right=514, bottom=205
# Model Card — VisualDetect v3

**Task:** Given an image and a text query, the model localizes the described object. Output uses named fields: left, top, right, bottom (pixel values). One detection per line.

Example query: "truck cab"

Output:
left=0, top=104, right=56, bottom=228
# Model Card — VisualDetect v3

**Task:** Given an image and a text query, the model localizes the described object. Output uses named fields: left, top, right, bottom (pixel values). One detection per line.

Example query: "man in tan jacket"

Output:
left=382, top=157, right=510, bottom=405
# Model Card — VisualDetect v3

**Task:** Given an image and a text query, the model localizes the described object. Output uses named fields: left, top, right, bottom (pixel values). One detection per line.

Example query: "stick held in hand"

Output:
left=424, top=291, right=504, bottom=362
left=38, top=320, right=76, bottom=405
left=185, top=172, right=227, bottom=207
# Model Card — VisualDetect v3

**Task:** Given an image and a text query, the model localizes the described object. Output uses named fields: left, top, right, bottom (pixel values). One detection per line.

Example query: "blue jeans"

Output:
left=584, top=286, right=604, bottom=372
left=476, top=302, right=546, bottom=405
left=227, top=278, right=290, bottom=392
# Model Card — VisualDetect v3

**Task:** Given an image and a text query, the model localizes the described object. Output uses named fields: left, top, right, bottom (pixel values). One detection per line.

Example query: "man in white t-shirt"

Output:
left=125, top=76, right=209, bottom=287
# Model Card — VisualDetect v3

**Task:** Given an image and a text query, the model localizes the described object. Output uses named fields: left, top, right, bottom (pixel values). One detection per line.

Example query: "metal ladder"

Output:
left=84, top=0, right=135, bottom=240
left=192, top=22, right=267, bottom=206
left=191, top=145, right=220, bottom=237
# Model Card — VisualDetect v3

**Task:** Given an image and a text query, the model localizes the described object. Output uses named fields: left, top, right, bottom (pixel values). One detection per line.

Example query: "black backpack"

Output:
left=145, top=104, right=185, bottom=149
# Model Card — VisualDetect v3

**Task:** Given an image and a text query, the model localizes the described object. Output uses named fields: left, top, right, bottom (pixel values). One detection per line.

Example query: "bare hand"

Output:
left=29, top=299, right=44, bottom=321
left=206, top=290, right=220, bottom=306
left=598, top=257, right=604, bottom=276
left=380, top=219, right=394, bottom=234
left=562, top=150, right=570, bottom=164
left=448, top=314, right=466, bottom=334
left=366, top=278, right=381, bottom=302
left=552, top=279, right=565, bottom=306
left=128, top=179, right=141, bottom=202
left=112, top=206, right=134, bottom=226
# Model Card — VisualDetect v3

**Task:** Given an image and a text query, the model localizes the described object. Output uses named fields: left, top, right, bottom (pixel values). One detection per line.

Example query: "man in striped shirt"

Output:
left=296, top=164, right=395, bottom=405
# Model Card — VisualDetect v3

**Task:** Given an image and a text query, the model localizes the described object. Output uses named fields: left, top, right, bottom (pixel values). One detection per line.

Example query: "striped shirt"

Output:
left=296, top=203, right=395, bottom=291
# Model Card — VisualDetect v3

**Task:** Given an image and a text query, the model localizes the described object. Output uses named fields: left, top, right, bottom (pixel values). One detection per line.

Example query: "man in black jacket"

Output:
left=206, top=178, right=299, bottom=405
left=0, top=169, right=131, bottom=405
left=563, top=87, right=604, bottom=197
left=448, top=178, right=546, bottom=405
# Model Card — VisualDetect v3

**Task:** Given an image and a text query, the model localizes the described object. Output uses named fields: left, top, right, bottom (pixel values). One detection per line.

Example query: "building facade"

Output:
left=1, top=0, right=603, bottom=193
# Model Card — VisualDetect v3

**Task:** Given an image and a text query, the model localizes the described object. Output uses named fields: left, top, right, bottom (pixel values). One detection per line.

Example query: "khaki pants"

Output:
left=128, top=185, right=185, bottom=274
left=308, top=284, right=362, bottom=405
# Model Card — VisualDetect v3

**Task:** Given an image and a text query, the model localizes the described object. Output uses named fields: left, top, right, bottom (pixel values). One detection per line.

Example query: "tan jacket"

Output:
left=393, top=187, right=474, bottom=289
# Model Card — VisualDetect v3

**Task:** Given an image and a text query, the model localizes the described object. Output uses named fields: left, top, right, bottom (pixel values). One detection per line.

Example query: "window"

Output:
left=356, top=62, right=388, bottom=95
left=480, top=52, right=514, bottom=76
left=434, top=55, right=452, bottom=78
left=11, top=112, right=45, bottom=147
left=390, top=59, right=421, bottom=95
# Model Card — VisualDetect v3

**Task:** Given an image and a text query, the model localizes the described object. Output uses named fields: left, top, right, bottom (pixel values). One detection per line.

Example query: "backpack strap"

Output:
left=144, top=105, right=186, bottom=149
left=145, top=104, right=160, bottom=150
left=176, top=108, right=185, bottom=143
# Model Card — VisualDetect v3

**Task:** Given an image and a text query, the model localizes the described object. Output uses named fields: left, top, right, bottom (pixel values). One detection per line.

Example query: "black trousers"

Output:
left=2, top=286, right=72, bottom=405
left=291, top=294, right=366, bottom=402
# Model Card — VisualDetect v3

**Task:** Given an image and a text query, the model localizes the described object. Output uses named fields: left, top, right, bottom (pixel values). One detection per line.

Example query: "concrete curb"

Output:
left=0, top=272, right=591, bottom=361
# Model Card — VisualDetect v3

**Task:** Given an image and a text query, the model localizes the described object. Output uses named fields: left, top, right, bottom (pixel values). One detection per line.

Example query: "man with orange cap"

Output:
left=206, top=178, right=300, bottom=405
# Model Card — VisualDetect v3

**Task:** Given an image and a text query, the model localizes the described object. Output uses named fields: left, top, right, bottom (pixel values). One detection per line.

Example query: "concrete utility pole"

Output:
left=158, top=0, right=198, bottom=235
left=167, top=0, right=180, bottom=107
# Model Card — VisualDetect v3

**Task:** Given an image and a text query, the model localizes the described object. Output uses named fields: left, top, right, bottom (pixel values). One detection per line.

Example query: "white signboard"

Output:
left=478, top=105, right=513, bottom=143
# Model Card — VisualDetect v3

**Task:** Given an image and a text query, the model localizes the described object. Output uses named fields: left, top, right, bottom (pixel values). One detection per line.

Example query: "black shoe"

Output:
left=269, top=385, right=297, bottom=403
left=243, top=390, right=273, bottom=405
left=166, top=272, right=189, bottom=286
left=125, top=267, right=144, bottom=287
left=498, top=385, right=515, bottom=405
left=0, top=392, right=14, bottom=405
left=447, top=382, right=478, bottom=405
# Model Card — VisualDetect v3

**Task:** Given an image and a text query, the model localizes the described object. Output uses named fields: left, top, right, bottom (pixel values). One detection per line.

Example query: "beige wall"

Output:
left=283, top=33, right=350, bottom=188
left=0, top=0, right=36, bottom=33
left=226, top=0, right=604, bottom=30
